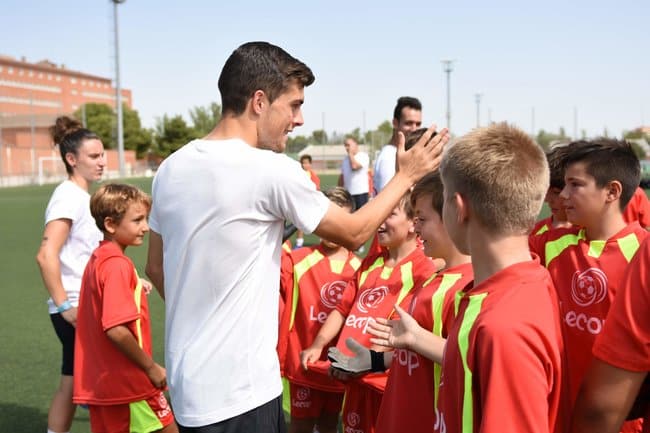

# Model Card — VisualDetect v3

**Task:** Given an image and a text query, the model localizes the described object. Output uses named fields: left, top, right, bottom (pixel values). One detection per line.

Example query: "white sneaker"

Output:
left=296, top=238, right=304, bottom=248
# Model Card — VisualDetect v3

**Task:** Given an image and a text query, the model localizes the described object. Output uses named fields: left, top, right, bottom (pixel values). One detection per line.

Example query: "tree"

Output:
left=287, top=135, right=309, bottom=154
left=153, top=115, right=195, bottom=157
left=189, top=102, right=222, bottom=137
left=74, top=103, right=153, bottom=158
left=311, top=129, right=328, bottom=145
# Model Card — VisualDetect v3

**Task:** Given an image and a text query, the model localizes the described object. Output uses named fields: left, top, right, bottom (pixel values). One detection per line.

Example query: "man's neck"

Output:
left=204, top=116, right=257, bottom=147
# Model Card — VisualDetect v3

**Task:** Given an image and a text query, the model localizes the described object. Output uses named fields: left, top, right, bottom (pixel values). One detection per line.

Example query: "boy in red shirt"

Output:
left=74, top=184, right=177, bottom=433
left=331, top=170, right=473, bottom=433
left=300, top=191, right=437, bottom=433
left=529, top=139, right=647, bottom=433
left=278, top=187, right=361, bottom=433
left=530, top=143, right=573, bottom=237
left=573, top=236, right=650, bottom=433
left=434, top=123, right=565, bottom=433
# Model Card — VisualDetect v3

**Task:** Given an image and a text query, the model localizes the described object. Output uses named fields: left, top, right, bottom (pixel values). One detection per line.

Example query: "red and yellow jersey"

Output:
left=376, top=262, right=473, bottom=433
left=624, top=187, right=650, bottom=229
left=541, top=222, right=647, bottom=405
left=531, top=216, right=553, bottom=237
left=74, top=241, right=158, bottom=405
left=306, top=169, right=321, bottom=190
left=435, top=260, right=565, bottom=433
left=594, top=236, right=650, bottom=371
left=279, top=245, right=360, bottom=391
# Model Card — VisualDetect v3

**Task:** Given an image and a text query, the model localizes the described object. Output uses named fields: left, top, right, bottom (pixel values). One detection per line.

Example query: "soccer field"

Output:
left=0, top=174, right=339, bottom=433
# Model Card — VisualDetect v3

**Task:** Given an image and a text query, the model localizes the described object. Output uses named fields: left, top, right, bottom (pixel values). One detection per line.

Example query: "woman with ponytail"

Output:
left=35, top=116, right=106, bottom=433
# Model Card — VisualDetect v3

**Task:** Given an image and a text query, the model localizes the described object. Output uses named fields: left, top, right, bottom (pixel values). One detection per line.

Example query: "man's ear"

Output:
left=104, top=217, right=117, bottom=235
left=251, top=90, right=266, bottom=115
left=605, top=180, right=623, bottom=204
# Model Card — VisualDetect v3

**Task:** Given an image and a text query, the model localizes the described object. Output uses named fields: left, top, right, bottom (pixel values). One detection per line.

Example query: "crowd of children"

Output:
left=279, top=124, right=650, bottom=433
left=42, top=118, right=650, bottom=433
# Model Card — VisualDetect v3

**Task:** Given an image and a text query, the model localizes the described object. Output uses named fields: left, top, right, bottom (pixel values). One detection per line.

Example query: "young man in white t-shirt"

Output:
left=145, top=41, right=448, bottom=433
left=374, top=96, right=423, bottom=193
left=339, top=137, right=370, bottom=211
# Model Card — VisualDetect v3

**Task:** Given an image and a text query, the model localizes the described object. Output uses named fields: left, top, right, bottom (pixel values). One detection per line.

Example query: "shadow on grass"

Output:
left=0, top=403, right=47, bottom=433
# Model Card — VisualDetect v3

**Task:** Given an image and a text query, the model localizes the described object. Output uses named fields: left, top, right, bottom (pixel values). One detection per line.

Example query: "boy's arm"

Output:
left=314, top=126, right=447, bottom=251
left=105, top=324, right=166, bottom=389
left=145, top=230, right=165, bottom=300
left=300, top=309, right=345, bottom=370
left=572, top=359, right=646, bottom=433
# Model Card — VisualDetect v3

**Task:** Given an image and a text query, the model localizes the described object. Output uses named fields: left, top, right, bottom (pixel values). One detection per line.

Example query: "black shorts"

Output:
left=50, top=313, right=75, bottom=376
left=352, top=193, right=369, bottom=211
left=178, top=394, right=286, bottom=433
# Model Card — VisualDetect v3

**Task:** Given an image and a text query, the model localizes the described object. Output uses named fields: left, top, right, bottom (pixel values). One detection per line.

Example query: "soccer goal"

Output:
left=38, top=156, right=66, bottom=185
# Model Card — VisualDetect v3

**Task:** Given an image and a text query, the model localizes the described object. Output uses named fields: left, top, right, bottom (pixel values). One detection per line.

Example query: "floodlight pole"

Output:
left=113, top=0, right=126, bottom=177
left=441, top=60, right=454, bottom=133
left=474, top=93, right=482, bottom=128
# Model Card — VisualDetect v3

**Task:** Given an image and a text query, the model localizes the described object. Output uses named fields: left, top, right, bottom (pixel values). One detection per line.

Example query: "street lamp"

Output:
left=113, top=0, right=126, bottom=177
left=474, top=93, right=482, bottom=128
left=441, top=60, right=454, bottom=133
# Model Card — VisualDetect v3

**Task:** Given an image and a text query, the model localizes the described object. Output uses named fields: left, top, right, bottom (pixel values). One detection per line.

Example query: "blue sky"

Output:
left=2, top=0, right=649, bottom=139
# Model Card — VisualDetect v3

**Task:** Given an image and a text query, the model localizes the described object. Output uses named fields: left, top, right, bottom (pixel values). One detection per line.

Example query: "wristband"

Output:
left=57, top=299, right=73, bottom=314
left=370, top=350, right=386, bottom=372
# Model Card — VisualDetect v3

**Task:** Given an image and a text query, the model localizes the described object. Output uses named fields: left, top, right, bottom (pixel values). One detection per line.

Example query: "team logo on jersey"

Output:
left=296, top=387, right=310, bottom=401
left=320, top=280, right=347, bottom=309
left=571, top=268, right=608, bottom=307
left=357, top=286, right=389, bottom=313
left=347, top=412, right=361, bottom=427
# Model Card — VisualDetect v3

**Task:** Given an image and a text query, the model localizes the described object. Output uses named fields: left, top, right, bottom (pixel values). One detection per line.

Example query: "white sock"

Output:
left=296, top=237, right=304, bottom=247
left=47, top=430, right=70, bottom=433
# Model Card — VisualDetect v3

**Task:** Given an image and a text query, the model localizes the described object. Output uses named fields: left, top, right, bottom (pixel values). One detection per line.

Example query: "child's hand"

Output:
left=146, top=363, right=167, bottom=389
left=368, top=304, right=418, bottom=350
left=141, top=278, right=153, bottom=295
left=300, top=346, right=322, bottom=371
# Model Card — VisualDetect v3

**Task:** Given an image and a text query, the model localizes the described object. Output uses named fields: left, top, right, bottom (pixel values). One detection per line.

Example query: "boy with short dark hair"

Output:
left=301, top=191, right=437, bottom=433
left=530, top=138, right=648, bottom=432
left=74, top=183, right=176, bottom=433
left=434, top=123, right=565, bottom=433
left=278, top=187, right=360, bottom=433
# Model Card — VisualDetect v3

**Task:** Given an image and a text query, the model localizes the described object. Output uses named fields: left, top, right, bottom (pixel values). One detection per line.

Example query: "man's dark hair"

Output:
left=218, top=41, right=315, bottom=115
left=393, top=96, right=422, bottom=121
left=562, top=138, right=640, bottom=210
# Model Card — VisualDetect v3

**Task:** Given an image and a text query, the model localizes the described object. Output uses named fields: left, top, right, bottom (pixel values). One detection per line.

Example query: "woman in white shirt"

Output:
left=36, top=116, right=105, bottom=433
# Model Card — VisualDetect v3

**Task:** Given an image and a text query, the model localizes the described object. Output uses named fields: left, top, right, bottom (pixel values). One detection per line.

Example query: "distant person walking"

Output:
left=36, top=116, right=106, bottom=433
left=146, top=41, right=447, bottom=433
left=374, top=96, right=422, bottom=193
left=339, top=136, right=370, bottom=211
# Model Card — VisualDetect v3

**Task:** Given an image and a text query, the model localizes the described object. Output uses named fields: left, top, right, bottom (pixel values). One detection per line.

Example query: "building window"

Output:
left=70, top=77, right=77, bottom=84
left=8, top=67, right=13, bottom=74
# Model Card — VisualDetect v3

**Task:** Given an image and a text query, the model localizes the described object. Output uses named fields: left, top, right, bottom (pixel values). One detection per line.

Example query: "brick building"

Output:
left=0, top=55, right=136, bottom=183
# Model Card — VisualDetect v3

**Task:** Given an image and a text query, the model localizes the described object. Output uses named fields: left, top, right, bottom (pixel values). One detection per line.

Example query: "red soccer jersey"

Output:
left=280, top=245, right=361, bottom=391
left=307, top=169, right=321, bottom=190
left=376, top=262, right=474, bottom=433
left=594, top=236, right=650, bottom=371
left=542, top=222, right=647, bottom=405
left=74, top=241, right=159, bottom=405
left=624, top=187, right=650, bottom=229
left=435, top=260, right=565, bottom=433
left=531, top=216, right=553, bottom=236
left=335, top=247, right=437, bottom=433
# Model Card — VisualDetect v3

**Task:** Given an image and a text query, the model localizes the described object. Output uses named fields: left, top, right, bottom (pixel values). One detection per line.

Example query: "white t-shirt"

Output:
left=373, top=144, right=397, bottom=193
left=149, top=138, right=330, bottom=427
left=44, top=180, right=103, bottom=313
left=341, top=151, right=369, bottom=195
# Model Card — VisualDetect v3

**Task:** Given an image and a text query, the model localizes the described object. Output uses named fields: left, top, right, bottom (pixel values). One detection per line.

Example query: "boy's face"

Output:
left=377, top=204, right=414, bottom=249
left=321, top=205, right=352, bottom=249
left=545, top=187, right=568, bottom=222
left=414, top=195, right=447, bottom=258
left=300, top=159, right=311, bottom=171
left=110, top=202, right=150, bottom=248
left=560, top=161, right=609, bottom=227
